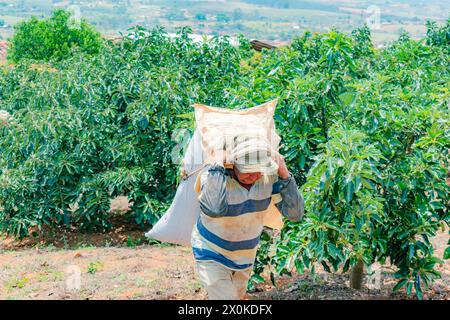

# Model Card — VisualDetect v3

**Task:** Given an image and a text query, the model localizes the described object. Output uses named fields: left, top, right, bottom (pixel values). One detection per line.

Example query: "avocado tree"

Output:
left=8, top=9, right=103, bottom=62
left=241, top=24, right=450, bottom=299
left=0, top=24, right=246, bottom=238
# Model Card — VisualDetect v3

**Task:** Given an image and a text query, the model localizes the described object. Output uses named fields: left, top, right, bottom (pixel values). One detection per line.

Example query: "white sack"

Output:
left=145, top=129, right=205, bottom=246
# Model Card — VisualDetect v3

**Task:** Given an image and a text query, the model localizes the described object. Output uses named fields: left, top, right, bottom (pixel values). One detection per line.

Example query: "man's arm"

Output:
left=198, top=164, right=228, bottom=218
left=273, top=174, right=304, bottom=222
left=273, top=152, right=304, bottom=222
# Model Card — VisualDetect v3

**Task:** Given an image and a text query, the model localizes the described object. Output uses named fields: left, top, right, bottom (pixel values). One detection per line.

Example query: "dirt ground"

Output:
left=254, top=228, right=449, bottom=300
left=0, top=223, right=448, bottom=300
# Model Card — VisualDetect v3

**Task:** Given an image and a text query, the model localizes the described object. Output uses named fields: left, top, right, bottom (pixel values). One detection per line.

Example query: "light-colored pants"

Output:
left=195, top=260, right=252, bottom=300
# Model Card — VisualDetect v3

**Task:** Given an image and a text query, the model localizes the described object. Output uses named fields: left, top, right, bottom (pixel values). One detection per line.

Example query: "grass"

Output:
left=131, top=290, right=144, bottom=298
left=75, top=242, right=97, bottom=250
left=134, top=276, right=159, bottom=288
left=115, top=274, right=128, bottom=282
left=111, top=286, right=126, bottom=296
left=5, top=276, right=30, bottom=291
left=87, top=261, right=104, bottom=275
left=35, top=271, right=64, bottom=283
left=2, top=263, right=12, bottom=270
left=126, top=235, right=143, bottom=248
left=142, top=237, right=175, bottom=248
left=39, top=243, right=58, bottom=252
left=186, top=279, right=202, bottom=292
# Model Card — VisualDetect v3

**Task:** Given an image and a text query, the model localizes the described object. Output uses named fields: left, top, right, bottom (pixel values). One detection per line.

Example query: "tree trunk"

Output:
left=350, top=260, right=364, bottom=289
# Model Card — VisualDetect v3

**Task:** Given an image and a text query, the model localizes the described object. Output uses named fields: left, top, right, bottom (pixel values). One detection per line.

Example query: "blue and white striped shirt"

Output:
left=191, top=165, right=303, bottom=270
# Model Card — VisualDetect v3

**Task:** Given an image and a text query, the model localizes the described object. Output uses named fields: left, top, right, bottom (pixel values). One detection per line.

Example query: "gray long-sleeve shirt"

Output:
left=191, top=164, right=304, bottom=270
left=198, top=164, right=304, bottom=222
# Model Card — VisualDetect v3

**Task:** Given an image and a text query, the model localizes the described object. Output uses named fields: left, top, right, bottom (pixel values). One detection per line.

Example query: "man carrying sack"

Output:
left=191, top=135, right=304, bottom=300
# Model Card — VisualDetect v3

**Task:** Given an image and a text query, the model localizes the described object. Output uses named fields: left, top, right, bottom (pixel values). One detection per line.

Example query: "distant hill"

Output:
left=0, top=0, right=449, bottom=45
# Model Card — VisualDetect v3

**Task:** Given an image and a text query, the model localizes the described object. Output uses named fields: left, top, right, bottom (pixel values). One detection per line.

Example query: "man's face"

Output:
left=234, top=167, right=262, bottom=185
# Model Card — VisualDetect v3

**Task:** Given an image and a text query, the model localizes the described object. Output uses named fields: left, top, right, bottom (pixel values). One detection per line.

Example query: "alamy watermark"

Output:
left=366, top=263, right=382, bottom=290
left=67, top=4, right=82, bottom=29
left=337, top=5, right=382, bottom=31
left=65, top=265, right=81, bottom=291
left=365, top=5, right=381, bottom=30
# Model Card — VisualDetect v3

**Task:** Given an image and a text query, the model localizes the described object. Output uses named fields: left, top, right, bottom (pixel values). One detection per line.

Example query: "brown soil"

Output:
left=253, top=229, right=449, bottom=300
left=0, top=224, right=448, bottom=300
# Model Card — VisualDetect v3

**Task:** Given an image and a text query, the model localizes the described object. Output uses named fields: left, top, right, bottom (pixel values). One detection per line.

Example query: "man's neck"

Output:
left=230, top=169, right=253, bottom=190
left=238, top=181, right=252, bottom=190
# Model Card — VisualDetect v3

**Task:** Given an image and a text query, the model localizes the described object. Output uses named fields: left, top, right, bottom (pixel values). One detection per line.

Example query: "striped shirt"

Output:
left=191, top=165, right=303, bottom=270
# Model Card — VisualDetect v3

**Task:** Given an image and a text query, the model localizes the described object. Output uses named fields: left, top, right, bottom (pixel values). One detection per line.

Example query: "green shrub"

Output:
left=228, top=25, right=449, bottom=299
left=0, top=21, right=449, bottom=299
left=0, top=26, right=247, bottom=237
left=7, top=9, right=103, bottom=63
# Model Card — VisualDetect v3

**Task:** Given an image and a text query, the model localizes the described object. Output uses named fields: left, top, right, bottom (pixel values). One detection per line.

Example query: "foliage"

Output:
left=87, top=261, right=104, bottom=274
left=1, top=15, right=449, bottom=299
left=7, top=9, right=103, bottom=63
left=230, top=23, right=450, bottom=299
left=425, top=18, right=450, bottom=49
left=0, top=24, right=247, bottom=238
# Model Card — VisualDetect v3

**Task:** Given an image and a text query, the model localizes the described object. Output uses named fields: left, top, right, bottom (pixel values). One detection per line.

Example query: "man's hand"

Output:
left=211, top=148, right=226, bottom=167
left=275, top=151, right=290, bottom=180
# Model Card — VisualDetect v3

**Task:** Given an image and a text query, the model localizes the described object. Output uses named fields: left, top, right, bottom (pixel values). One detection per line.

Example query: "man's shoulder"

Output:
left=266, top=174, right=279, bottom=185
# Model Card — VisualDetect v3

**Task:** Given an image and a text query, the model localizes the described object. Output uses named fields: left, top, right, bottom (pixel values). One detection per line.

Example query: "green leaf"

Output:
left=321, top=261, right=331, bottom=273
left=406, top=282, right=413, bottom=295
left=295, top=258, right=305, bottom=274
left=345, top=180, right=354, bottom=202
left=338, top=92, right=355, bottom=107
left=251, top=274, right=265, bottom=284
left=444, top=247, right=450, bottom=260
left=260, top=231, right=271, bottom=242
left=408, top=244, right=415, bottom=262
left=303, top=255, right=311, bottom=268
left=393, top=279, right=408, bottom=292
left=270, top=271, right=276, bottom=287
left=343, top=259, right=350, bottom=273
left=327, top=243, right=340, bottom=259
left=414, top=276, right=423, bottom=300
